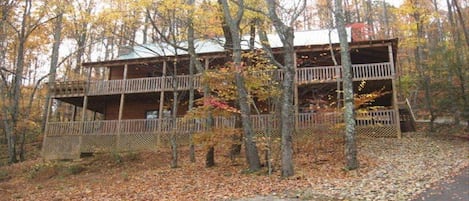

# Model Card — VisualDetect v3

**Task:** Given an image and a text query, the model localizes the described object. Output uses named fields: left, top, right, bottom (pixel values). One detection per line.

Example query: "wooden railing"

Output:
left=87, top=75, right=202, bottom=96
left=296, top=62, right=393, bottom=84
left=46, top=110, right=395, bottom=137
left=296, top=112, right=343, bottom=128
left=250, top=112, right=343, bottom=131
left=46, top=116, right=237, bottom=136
left=50, top=81, right=87, bottom=96
left=296, top=66, right=339, bottom=83
left=46, top=121, right=83, bottom=135
left=51, top=62, right=393, bottom=97
left=88, top=80, right=124, bottom=95
left=250, top=110, right=395, bottom=131
left=351, top=62, right=393, bottom=80
left=250, top=114, right=280, bottom=130
left=355, top=109, right=395, bottom=126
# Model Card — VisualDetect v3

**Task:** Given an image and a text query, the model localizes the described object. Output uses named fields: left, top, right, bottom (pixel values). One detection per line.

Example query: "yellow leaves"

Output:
left=192, top=1, right=223, bottom=37
left=357, top=80, right=365, bottom=92
left=157, top=0, right=193, bottom=13
left=354, top=89, right=390, bottom=109
left=202, top=52, right=280, bottom=104
left=17, top=119, right=39, bottom=133
left=392, top=0, right=438, bottom=50
left=243, top=0, right=268, bottom=22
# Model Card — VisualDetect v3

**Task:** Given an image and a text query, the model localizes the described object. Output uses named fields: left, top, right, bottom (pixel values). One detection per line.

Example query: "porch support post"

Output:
left=77, top=68, right=92, bottom=155
left=117, top=64, right=128, bottom=150
left=41, top=97, right=54, bottom=157
left=44, top=98, right=53, bottom=133
left=293, top=52, right=299, bottom=128
left=389, top=44, right=401, bottom=138
left=336, top=64, right=342, bottom=109
left=118, top=95, right=125, bottom=122
left=72, top=105, right=77, bottom=121
left=118, top=64, right=128, bottom=121
left=158, top=61, right=167, bottom=122
left=81, top=68, right=92, bottom=123
left=157, top=61, right=167, bottom=149
left=79, top=95, right=88, bottom=146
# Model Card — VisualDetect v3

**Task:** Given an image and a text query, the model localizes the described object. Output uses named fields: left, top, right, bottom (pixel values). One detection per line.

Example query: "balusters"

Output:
left=54, top=63, right=394, bottom=96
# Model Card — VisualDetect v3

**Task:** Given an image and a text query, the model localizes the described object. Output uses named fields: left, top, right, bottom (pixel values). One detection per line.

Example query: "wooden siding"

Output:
left=105, top=97, right=158, bottom=120
left=104, top=95, right=188, bottom=120
left=109, top=66, right=124, bottom=80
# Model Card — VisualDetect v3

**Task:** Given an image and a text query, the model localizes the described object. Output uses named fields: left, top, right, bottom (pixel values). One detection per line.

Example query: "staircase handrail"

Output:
left=405, top=98, right=417, bottom=122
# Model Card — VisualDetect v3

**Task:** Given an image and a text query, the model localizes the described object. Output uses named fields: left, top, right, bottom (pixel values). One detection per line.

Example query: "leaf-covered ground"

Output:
left=0, top=128, right=468, bottom=201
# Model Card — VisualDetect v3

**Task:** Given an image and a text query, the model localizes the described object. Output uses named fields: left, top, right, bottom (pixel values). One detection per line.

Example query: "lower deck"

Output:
left=42, top=109, right=399, bottom=160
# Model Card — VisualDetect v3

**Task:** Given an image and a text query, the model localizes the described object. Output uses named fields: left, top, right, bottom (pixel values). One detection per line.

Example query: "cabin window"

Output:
left=162, top=110, right=172, bottom=117
left=145, top=110, right=158, bottom=119
left=145, top=109, right=172, bottom=119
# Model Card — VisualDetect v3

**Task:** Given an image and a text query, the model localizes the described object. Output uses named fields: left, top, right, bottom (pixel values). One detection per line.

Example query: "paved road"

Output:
left=412, top=166, right=469, bottom=201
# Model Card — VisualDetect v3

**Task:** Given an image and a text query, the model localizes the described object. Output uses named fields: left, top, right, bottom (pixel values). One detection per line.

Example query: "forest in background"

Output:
left=0, top=0, right=468, bottom=166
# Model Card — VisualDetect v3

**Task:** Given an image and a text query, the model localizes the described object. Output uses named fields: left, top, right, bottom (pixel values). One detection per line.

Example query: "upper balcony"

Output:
left=50, top=62, right=394, bottom=97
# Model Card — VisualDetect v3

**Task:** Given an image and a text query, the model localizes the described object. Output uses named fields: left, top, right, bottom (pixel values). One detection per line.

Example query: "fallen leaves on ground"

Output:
left=0, top=130, right=468, bottom=201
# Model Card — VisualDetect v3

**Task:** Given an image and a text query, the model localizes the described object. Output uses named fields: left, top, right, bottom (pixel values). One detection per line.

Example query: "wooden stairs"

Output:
left=398, top=98, right=416, bottom=132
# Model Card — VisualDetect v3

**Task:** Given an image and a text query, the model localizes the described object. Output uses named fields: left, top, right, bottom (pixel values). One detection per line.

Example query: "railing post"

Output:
left=388, top=44, right=401, bottom=138
left=294, top=52, right=299, bottom=129
left=156, top=61, right=167, bottom=150
left=116, top=64, right=128, bottom=150
left=41, top=97, right=54, bottom=157
left=336, top=65, right=342, bottom=109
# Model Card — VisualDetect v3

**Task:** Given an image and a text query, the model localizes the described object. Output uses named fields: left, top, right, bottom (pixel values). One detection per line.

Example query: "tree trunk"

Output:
left=447, top=0, right=469, bottom=129
left=188, top=47, right=196, bottom=164
left=170, top=60, right=179, bottom=168
left=0, top=1, right=13, bottom=150
left=412, top=2, right=435, bottom=132
left=143, top=14, right=149, bottom=44
left=219, top=0, right=261, bottom=171
left=334, top=0, right=358, bottom=170
left=264, top=0, right=306, bottom=177
left=218, top=0, right=233, bottom=50
left=279, top=37, right=295, bottom=177
left=365, top=0, right=375, bottom=39
left=8, top=0, right=34, bottom=164
left=205, top=146, right=215, bottom=167
left=383, top=0, right=390, bottom=37
left=452, top=0, right=469, bottom=47
left=20, top=75, right=47, bottom=161
left=344, top=0, right=351, bottom=23
left=75, top=32, right=87, bottom=74
left=42, top=9, right=63, bottom=132
left=353, top=0, right=361, bottom=22
left=187, top=0, right=197, bottom=163
left=73, top=1, right=93, bottom=74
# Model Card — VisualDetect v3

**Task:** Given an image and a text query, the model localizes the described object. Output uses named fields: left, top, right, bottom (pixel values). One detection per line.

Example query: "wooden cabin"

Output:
left=42, top=29, right=403, bottom=160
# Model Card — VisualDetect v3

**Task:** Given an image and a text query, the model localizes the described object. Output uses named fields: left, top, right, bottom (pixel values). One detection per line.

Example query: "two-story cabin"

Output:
left=42, top=29, right=403, bottom=160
